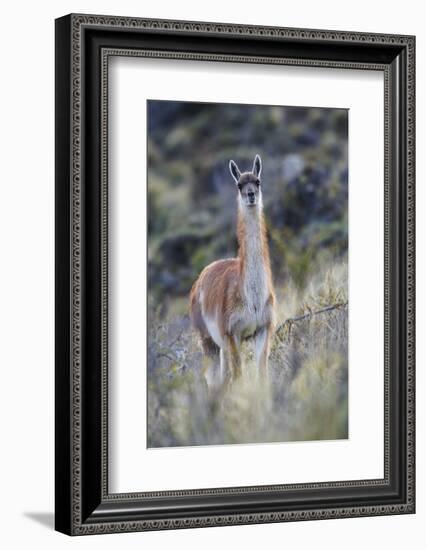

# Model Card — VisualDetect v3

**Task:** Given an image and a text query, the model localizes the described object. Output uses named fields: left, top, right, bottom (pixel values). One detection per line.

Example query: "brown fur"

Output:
left=190, top=258, right=241, bottom=347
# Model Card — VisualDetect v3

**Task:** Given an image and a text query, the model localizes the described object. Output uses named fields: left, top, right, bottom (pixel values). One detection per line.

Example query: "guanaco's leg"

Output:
left=221, top=334, right=242, bottom=386
left=201, top=354, right=221, bottom=392
left=229, top=334, right=242, bottom=379
left=219, top=344, right=231, bottom=388
left=255, top=325, right=272, bottom=377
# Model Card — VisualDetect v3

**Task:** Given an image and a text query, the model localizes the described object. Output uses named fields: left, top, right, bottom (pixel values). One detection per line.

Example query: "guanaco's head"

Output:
left=229, top=155, right=262, bottom=209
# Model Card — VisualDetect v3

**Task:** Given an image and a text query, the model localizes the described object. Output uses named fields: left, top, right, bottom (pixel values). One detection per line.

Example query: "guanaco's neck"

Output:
left=237, top=202, right=272, bottom=300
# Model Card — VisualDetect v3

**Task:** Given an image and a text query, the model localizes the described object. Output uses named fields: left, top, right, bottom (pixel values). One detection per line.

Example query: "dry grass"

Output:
left=147, top=260, right=348, bottom=448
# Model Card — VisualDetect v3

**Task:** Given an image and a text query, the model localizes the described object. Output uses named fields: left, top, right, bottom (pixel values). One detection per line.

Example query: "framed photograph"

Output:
left=55, top=14, right=415, bottom=535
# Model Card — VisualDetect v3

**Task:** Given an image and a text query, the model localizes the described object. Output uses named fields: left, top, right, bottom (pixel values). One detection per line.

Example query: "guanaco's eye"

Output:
left=238, top=183, right=242, bottom=191
left=255, top=179, right=260, bottom=186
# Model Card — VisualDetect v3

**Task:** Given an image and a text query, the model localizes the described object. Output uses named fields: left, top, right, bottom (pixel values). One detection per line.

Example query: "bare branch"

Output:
left=275, top=301, right=348, bottom=336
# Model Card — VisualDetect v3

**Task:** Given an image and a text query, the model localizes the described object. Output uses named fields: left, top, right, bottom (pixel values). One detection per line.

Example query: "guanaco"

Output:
left=190, top=154, right=276, bottom=388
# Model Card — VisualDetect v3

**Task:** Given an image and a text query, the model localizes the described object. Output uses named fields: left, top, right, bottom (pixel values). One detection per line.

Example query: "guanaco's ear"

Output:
left=229, top=160, right=241, bottom=184
left=253, top=154, right=262, bottom=178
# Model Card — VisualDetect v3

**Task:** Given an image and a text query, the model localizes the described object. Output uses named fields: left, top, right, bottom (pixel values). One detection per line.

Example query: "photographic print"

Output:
left=147, top=99, right=349, bottom=448
left=55, top=16, right=416, bottom=534
left=56, top=16, right=415, bottom=533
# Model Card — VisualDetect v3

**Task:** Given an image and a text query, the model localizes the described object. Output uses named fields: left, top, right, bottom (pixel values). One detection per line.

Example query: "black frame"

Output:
left=55, top=14, right=415, bottom=535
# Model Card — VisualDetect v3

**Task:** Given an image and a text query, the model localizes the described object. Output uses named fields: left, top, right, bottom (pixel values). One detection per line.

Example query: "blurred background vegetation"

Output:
left=147, top=100, right=348, bottom=448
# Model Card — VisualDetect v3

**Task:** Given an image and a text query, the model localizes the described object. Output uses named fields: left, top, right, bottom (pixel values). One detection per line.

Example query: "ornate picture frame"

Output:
left=55, top=13, right=415, bottom=535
